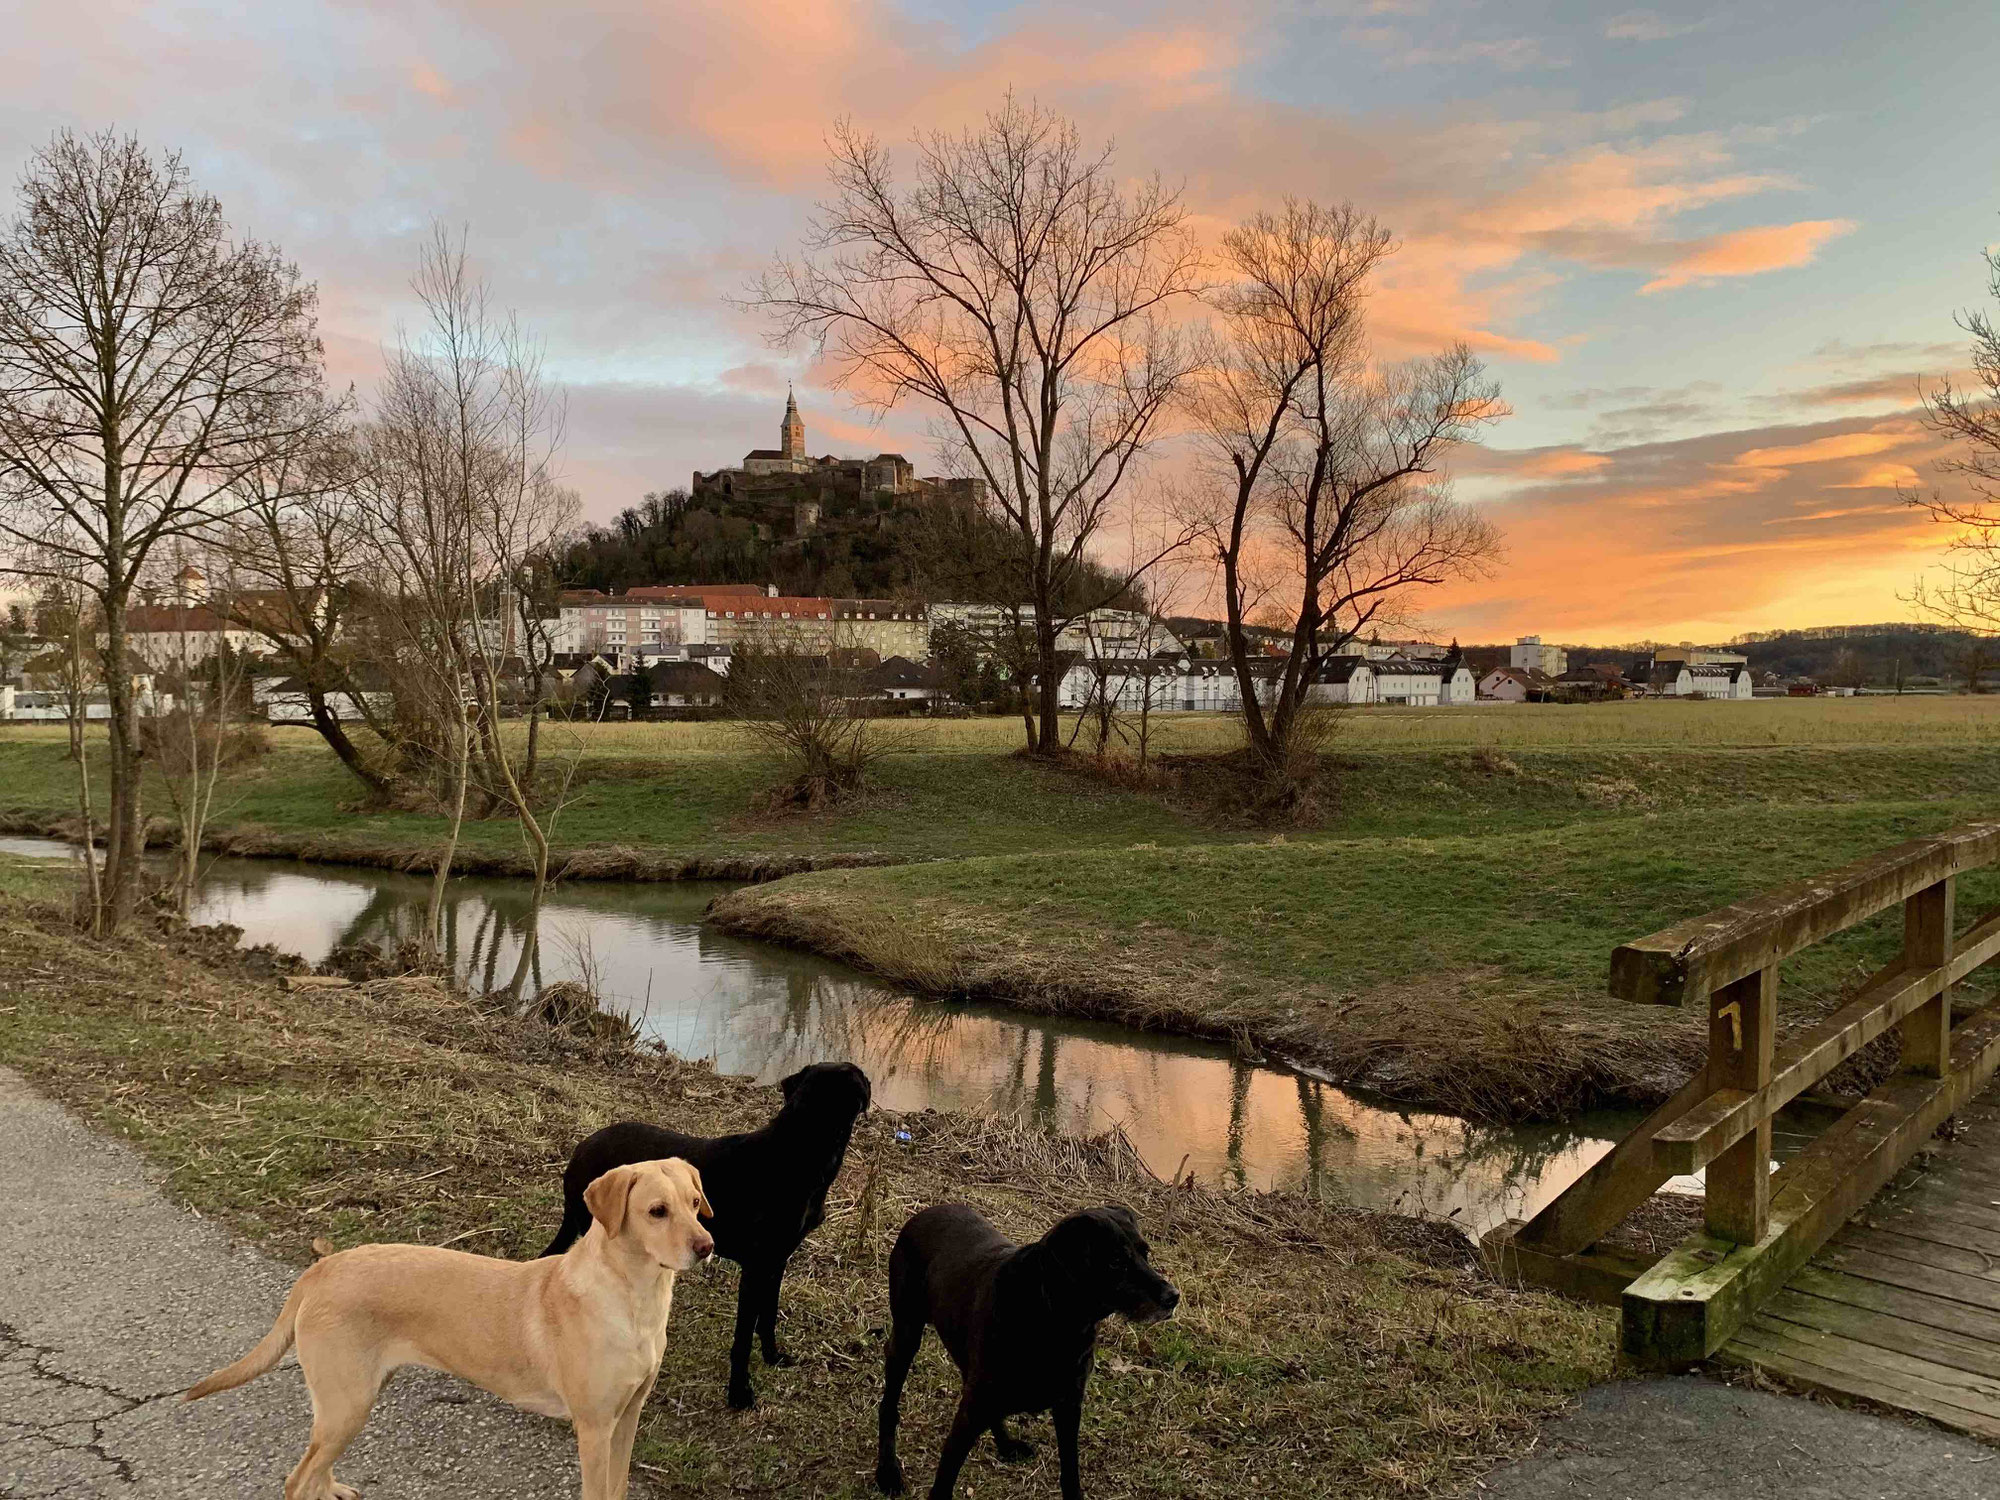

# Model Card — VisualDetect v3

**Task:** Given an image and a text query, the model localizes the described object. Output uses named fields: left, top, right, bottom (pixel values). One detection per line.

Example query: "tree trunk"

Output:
left=99, top=584, right=144, bottom=930
left=424, top=704, right=471, bottom=967
left=1033, top=608, right=1061, bottom=756
left=306, top=687, right=391, bottom=797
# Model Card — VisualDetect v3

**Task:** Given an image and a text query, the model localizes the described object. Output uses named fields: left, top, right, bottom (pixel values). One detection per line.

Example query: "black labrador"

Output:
left=542, top=1060, right=871, bottom=1409
left=875, top=1203, right=1179, bottom=1500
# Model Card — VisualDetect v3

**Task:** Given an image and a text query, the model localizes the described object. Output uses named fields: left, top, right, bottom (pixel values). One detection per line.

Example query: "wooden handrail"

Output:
left=1609, top=821, right=2000, bottom=1007
left=1487, top=820, right=2000, bottom=1369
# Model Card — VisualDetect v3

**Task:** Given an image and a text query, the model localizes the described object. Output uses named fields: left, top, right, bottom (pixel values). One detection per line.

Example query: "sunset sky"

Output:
left=14, top=0, right=1998, bottom=642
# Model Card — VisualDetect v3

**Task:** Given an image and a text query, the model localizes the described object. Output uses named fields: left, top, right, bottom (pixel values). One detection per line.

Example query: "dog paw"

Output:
left=727, top=1382, right=758, bottom=1411
left=330, top=1484, right=361, bottom=1500
left=994, top=1436, right=1036, bottom=1462
left=874, top=1459, right=906, bottom=1494
left=763, top=1347, right=795, bottom=1368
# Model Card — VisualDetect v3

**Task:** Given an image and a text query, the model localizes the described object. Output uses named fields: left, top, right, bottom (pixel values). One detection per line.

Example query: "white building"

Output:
left=1308, top=657, right=1376, bottom=705
left=1687, top=663, right=1754, bottom=700
left=1510, top=635, right=1568, bottom=676
left=1056, top=609, right=1183, bottom=660
left=1479, top=666, right=1553, bottom=702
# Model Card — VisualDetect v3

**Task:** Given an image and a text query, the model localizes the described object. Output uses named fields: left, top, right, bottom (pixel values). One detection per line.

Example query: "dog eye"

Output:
left=648, top=1204, right=668, bottom=1219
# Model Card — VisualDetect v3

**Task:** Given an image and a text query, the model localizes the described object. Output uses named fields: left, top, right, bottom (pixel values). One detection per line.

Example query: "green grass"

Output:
left=713, top=795, right=2000, bottom=1121
left=0, top=866, right=1615, bottom=1498
left=6, top=705, right=1994, bottom=1122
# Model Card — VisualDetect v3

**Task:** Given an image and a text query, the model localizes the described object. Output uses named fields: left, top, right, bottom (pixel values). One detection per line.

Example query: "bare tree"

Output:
left=0, top=130, right=326, bottom=929
left=212, top=408, right=400, bottom=796
left=753, top=95, right=1202, bottom=755
left=143, top=546, right=254, bottom=915
left=356, top=230, right=579, bottom=988
left=1915, top=245, right=2000, bottom=635
left=725, top=632, right=908, bottom=808
left=1187, top=199, right=1504, bottom=784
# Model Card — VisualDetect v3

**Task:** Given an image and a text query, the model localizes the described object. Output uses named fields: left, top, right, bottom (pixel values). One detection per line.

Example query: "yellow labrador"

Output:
left=186, top=1158, right=715, bottom=1500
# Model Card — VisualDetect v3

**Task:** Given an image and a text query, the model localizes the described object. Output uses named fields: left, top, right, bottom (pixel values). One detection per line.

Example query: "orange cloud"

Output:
left=1639, top=219, right=1854, bottom=293
left=1422, top=411, right=1972, bottom=641
left=1734, top=429, right=1910, bottom=469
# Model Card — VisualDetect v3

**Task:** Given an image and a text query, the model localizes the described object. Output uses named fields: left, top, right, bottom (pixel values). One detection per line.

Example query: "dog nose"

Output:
left=1160, top=1285, right=1181, bottom=1310
left=695, top=1234, right=716, bottom=1261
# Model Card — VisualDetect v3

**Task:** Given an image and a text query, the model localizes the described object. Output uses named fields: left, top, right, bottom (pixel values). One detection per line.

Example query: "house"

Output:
left=646, top=659, right=725, bottom=708
left=1632, top=660, right=1694, bottom=697
left=866, top=655, right=947, bottom=704
left=1551, top=663, right=1630, bottom=703
left=1479, top=666, right=1555, bottom=702
left=1687, top=662, right=1754, bottom=700
left=1055, top=653, right=1184, bottom=713
left=1174, top=661, right=1244, bottom=711
left=1309, top=656, right=1376, bottom=705
left=261, top=668, right=394, bottom=724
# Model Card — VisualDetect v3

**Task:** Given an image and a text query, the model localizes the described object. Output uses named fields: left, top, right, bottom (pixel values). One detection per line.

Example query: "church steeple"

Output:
left=780, top=386, right=805, bottom=461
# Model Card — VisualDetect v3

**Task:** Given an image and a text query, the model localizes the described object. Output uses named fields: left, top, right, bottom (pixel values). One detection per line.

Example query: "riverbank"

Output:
left=711, top=796, right=2000, bottom=1123
left=0, top=857, right=1613, bottom=1498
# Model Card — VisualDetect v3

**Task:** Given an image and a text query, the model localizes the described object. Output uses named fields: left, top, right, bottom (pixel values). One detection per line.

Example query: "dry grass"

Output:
left=0, top=863, right=1616, bottom=1498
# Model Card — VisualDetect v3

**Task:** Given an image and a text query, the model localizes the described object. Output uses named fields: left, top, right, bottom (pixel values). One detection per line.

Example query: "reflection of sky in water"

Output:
left=3, top=838, right=1638, bottom=1236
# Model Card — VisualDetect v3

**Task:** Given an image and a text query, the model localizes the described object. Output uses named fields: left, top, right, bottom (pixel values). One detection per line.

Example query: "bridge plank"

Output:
left=1834, top=1224, right=2000, bottom=1281
left=1788, top=1264, right=2000, bottom=1343
left=1723, top=1321, right=2000, bottom=1438
left=1761, top=1286, right=2000, bottom=1380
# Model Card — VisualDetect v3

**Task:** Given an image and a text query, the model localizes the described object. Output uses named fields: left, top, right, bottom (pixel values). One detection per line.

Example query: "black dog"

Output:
left=875, top=1203, right=1178, bottom=1500
left=543, top=1060, right=871, bottom=1409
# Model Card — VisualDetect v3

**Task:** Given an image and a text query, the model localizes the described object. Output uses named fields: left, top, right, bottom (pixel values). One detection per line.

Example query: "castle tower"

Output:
left=780, top=387, right=805, bottom=461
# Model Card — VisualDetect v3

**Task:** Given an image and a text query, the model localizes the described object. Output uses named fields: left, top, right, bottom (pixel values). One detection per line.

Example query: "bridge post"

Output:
left=1704, top=965, right=1776, bottom=1245
left=1900, top=876, right=1954, bottom=1078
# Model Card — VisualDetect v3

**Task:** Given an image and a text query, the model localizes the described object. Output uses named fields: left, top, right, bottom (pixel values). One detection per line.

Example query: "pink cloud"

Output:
left=1639, top=218, right=1855, bottom=293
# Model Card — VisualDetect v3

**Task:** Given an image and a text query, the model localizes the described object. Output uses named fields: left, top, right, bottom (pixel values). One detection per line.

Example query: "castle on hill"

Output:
left=691, top=391, right=983, bottom=516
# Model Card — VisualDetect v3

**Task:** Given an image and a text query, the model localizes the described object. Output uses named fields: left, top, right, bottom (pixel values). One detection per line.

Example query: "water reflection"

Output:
left=0, top=837, right=1635, bottom=1235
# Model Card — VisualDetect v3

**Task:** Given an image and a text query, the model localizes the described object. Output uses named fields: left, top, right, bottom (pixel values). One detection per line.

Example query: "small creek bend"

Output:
left=3, top=837, right=1658, bottom=1236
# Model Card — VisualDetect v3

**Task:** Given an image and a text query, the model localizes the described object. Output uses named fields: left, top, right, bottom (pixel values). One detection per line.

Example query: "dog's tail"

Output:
left=184, top=1272, right=311, bottom=1401
left=540, top=1195, right=591, bottom=1259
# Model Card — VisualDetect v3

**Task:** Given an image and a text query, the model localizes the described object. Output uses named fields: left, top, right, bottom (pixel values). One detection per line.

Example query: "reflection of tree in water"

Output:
left=187, top=857, right=1617, bottom=1227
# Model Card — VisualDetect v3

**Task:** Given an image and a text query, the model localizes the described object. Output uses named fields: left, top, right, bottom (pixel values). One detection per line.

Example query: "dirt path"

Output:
left=0, top=1066, right=604, bottom=1498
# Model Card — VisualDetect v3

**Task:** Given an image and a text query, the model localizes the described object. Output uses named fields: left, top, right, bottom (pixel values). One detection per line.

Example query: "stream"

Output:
left=2, top=836, right=1664, bottom=1236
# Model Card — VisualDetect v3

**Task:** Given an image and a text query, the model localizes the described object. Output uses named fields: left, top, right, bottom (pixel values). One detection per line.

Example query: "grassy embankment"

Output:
left=0, top=855, right=1611, bottom=1499
left=6, top=698, right=1997, bottom=1120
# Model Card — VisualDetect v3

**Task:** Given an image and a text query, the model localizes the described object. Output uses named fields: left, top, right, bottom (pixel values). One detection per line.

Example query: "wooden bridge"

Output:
left=1484, top=821, right=2000, bottom=1432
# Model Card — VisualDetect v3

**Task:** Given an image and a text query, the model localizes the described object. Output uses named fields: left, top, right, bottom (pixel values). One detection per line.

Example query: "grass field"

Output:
left=5, top=698, right=1995, bottom=1121
left=0, top=862, right=1612, bottom=1498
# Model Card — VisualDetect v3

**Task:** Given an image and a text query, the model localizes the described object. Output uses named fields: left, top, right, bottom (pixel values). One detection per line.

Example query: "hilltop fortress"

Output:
left=692, top=390, right=983, bottom=526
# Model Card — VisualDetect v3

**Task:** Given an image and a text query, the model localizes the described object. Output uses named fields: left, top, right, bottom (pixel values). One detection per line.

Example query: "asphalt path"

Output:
left=0, top=1066, right=601, bottom=1498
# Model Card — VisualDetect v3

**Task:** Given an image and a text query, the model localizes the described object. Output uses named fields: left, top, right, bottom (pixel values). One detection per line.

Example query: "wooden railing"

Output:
left=1484, top=821, right=2000, bottom=1365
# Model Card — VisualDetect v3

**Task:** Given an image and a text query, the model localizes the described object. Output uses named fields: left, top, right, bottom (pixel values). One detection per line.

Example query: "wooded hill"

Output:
left=558, top=484, right=1147, bottom=613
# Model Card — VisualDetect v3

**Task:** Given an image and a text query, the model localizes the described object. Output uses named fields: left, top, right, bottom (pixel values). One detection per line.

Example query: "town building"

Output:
left=1479, top=665, right=1555, bottom=702
left=1056, top=609, right=1183, bottom=660
left=867, top=656, right=947, bottom=704
left=1509, top=635, right=1568, bottom=676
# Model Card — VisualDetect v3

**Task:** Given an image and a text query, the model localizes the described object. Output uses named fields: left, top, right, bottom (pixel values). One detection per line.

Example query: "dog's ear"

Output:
left=685, top=1162, right=715, bottom=1220
left=583, top=1165, right=637, bottom=1239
